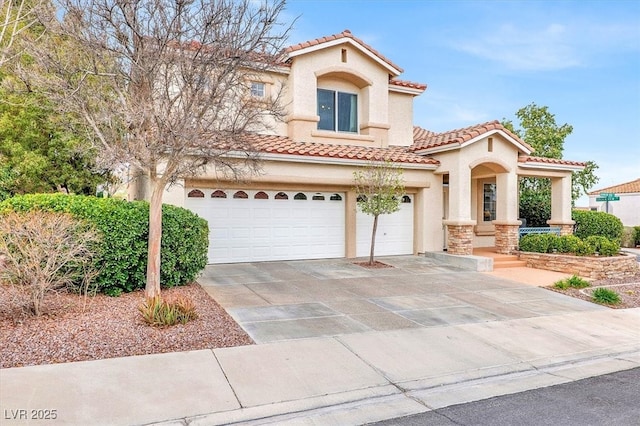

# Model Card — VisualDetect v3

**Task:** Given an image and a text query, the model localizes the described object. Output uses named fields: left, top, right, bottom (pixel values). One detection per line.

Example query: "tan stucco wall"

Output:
left=284, top=43, right=418, bottom=148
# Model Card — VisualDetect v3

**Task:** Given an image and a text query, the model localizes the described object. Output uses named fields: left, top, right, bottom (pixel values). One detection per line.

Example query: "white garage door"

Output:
left=356, top=195, right=414, bottom=257
left=185, top=189, right=345, bottom=264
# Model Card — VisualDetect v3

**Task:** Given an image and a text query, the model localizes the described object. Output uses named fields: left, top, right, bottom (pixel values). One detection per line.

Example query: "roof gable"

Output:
left=284, top=29, right=403, bottom=77
left=410, top=120, right=533, bottom=154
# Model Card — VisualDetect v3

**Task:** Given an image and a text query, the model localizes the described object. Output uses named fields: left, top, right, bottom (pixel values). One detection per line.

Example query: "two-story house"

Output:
left=157, top=30, right=584, bottom=264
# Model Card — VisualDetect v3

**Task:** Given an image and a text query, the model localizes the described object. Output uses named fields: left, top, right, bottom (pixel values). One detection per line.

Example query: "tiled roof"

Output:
left=284, top=29, right=404, bottom=74
left=244, top=134, right=439, bottom=166
left=389, top=79, right=427, bottom=91
left=588, top=178, right=640, bottom=195
left=518, top=156, right=586, bottom=167
left=410, top=120, right=530, bottom=152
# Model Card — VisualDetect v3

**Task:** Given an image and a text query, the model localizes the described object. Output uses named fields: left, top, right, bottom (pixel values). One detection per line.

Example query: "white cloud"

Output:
left=453, top=23, right=582, bottom=71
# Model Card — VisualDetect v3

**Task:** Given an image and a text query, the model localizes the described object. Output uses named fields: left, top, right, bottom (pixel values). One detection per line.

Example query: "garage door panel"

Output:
left=187, top=189, right=345, bottom=263
left=356, top=196, right=414, bottom=257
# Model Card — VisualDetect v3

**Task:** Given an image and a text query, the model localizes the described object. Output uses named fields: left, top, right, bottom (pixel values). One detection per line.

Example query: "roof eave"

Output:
left=518, top=162, right=585, bottom=172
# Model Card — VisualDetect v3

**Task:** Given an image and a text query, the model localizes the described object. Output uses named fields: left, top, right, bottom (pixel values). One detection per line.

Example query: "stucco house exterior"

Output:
left=588, top=178, right=640, bottom=226
left=153, top=30, right=584, bottom=264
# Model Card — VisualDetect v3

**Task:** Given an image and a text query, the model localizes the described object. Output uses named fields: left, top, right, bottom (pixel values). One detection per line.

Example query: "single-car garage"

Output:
left=185, top=188, right=346, bottom=264
left=356, top=195, right=414, bottom=257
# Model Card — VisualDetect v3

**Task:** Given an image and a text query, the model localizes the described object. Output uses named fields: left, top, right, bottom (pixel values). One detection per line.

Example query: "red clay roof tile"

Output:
left=410, top=120, right=531, bottom=152
left=243, top=133, right=439, bottom=166
left=518, top=156, right=586, bottom=167
left=588, top=178, right=640, bottom=195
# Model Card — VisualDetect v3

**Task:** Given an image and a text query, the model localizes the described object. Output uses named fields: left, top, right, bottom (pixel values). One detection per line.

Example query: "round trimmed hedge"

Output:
left=572, top=210, right=623, bottom=241
left=0, top=194, right=208, bottom=295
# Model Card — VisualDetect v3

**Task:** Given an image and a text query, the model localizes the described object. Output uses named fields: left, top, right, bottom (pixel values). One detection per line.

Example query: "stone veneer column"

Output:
left=493, top=222, right=521, bottom=254
left=445, top=224, right=474, bottom=255
left=547, top=221, right=576, bottom=236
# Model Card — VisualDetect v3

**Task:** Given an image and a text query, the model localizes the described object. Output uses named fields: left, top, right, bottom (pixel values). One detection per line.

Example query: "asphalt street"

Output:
left=370, top=367, right=640, bottom=426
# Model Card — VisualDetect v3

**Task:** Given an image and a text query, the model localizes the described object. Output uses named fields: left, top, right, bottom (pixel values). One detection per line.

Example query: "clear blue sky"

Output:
left=281, top=0, right=640, bottom=205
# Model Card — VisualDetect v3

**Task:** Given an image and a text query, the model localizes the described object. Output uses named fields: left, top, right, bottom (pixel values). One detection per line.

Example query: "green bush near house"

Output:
left=519, top=233, right=558, bottom=253
left=0, top=194, right=208, bottom=296
left=572, top=210, right=623, bottom=241
left=585, top=235, right=620, bottom=256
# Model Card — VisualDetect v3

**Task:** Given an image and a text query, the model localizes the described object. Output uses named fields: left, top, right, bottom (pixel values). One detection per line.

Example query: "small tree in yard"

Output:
left=0, top=210, right=100, bottom=316
left=354, top=161, right=405, bottom=265
left=21, top=0, right=291, bottom=298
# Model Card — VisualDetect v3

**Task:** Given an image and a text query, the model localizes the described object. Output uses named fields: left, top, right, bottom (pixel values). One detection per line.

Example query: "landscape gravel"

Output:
left=0, top=283, right=253, bottom=368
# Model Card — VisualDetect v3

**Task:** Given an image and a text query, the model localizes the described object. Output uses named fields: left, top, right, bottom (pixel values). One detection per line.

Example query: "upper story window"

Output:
left=251, top=82, right=265, bottom=98
left=317, top=89, right=357, bottom=133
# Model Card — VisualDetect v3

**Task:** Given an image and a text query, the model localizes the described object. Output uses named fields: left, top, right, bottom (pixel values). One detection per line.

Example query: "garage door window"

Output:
left=188, top=189, right=204, bottom=198
left=275, top=192, right=288, bottom=200
left=294, top=192, right=307, bottom=200
left=254, top=191, right=269, bottom=199
left=211, top=190, right=227, bottom=198
left=233, top=191, right=248, bottom=199
left=330, top=194, right=342, bottom=201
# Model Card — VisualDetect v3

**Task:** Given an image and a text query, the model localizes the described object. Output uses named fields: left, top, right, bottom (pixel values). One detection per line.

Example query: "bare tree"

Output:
left=354, top=160, right=405, bottom=266
left=26, top=0, right=290, bottom=297
left=0, top=0, right=44, bottom=66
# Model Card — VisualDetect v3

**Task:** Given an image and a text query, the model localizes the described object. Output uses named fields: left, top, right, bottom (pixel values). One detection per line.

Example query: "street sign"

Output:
left=596, top=194, right=620, bottom=202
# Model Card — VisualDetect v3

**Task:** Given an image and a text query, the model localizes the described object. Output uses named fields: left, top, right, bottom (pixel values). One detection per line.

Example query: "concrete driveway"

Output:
left=198, top=256, right=605, bottom=343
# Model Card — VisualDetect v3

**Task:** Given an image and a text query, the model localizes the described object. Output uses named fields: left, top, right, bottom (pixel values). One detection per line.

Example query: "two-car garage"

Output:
left=185, top=188, right=414, bottom=264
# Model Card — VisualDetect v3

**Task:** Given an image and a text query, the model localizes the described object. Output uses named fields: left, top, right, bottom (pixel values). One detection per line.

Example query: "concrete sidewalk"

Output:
left=2, top=308, right=639, bottom=425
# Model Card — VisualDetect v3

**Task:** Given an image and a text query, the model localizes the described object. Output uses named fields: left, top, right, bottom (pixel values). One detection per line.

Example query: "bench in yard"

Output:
left=518, top=226, right=562, bottom=239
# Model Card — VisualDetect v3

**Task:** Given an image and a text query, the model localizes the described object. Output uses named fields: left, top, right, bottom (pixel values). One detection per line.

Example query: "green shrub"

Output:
left=565, top=275, right=590, bottom=289
left=591, top=288, right=621, bottom=305
left=553, top=275, right=590, bottom=290
left=0, top=194, right=208, bottom=295
left=519, top=233, right=558, bottom=253
left=585, top=235, right=620, bottom=256
left=553, top=235, right=582, bottom=253
left=139, top=295, right=198, bottom=327
left=572, top=210, right=623, bottom=241
left=574, top=239, right=596, bottom=256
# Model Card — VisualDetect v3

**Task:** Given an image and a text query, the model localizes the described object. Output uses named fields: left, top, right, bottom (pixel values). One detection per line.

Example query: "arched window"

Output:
left=211, top=190, right=227, bottom=198
left=233, top=191, right=248, bottom=199
left=254, top=191, right=269, bottom=199
left=275, top=192, right=289, bottom=200
left=401, top=195, right=411, bottom=203
left=312, top=194, right=325, bottom=201
left=294, top=192, right=307, bottom=200
left=330, top=194, right=342, bottom=201
left=187, top=189, right=205, bottom=198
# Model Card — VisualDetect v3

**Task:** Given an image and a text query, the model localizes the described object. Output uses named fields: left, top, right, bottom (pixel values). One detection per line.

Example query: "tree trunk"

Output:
left=369, top=214, right=379, bottom=265
left=145, top=177, right=164, bottom=298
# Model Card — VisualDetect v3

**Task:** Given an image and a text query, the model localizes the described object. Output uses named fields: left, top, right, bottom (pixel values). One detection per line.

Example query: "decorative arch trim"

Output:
left=315, top=66, right=372, bottom=88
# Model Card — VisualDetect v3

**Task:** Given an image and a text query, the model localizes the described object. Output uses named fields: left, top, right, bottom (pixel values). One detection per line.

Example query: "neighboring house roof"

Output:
left=283, top=29, right=405, bottom=77
left=410, top=120, right=533, bottom=154
left=588, top=178, right=640, bottom=195
left=244, top=134, right=439, bottom=167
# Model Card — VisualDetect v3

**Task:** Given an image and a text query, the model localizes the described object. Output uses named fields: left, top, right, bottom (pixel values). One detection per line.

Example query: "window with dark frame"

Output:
left=483, top=183, right=496, bottom=222
left=317, top=89, right=357, bottom=133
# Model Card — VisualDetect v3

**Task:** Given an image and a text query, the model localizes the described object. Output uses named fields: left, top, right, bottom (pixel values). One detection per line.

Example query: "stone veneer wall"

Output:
left=446, top=225, right=473, bottom=255
left=519, top=252, right=639, bottom=280
left=494, top=224, right=520, bottom=254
